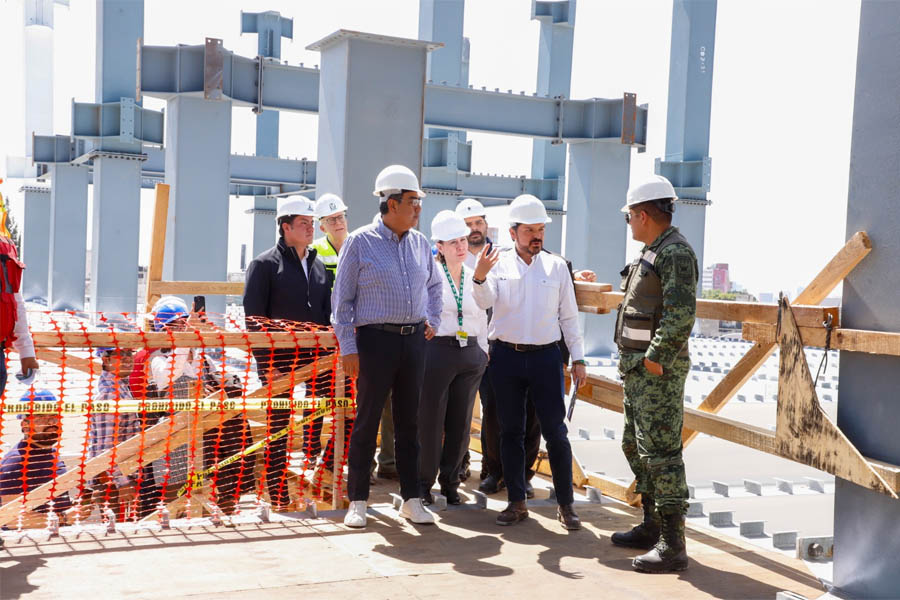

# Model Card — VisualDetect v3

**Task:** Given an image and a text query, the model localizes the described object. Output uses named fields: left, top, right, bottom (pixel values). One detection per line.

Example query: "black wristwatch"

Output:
left=473, top=276, right=486, bottom=285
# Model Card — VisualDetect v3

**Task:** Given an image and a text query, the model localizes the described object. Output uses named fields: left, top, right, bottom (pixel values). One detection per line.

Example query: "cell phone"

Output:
left=192, top=295, right=206, bottom=314
left=486, top=241, right=493, bottom=254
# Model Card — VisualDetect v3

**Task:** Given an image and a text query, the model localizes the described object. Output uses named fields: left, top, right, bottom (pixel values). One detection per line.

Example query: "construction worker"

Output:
left=334, top=164, right=443, bottom=528
left=612, top=175, right=697, bottom=573
left=418, top=211, right=488, bottom=506
left=0, top=195, right=39, bottom=399
left=312, top=193, right=349, bottom=280
left=472, top=194, right=586, bottom=531
left=243, top=197, right=333, bottom=509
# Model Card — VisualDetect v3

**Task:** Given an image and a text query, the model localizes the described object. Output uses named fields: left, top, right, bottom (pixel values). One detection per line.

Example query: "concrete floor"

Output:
left=0, top=488, right=825, bottom=600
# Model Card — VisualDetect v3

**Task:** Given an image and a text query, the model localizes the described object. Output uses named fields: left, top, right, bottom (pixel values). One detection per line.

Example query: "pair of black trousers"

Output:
left=418, top=340, right=487, bottom=494
left=479, top=362, right=541, bottom=480
left=491, top=343, right=574, bottom=505
left=347, top=326, right=426, bottom=501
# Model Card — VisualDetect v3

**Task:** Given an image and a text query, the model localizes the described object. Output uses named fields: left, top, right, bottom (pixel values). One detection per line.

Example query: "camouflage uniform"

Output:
left=615, top=226, right=697, bottom=517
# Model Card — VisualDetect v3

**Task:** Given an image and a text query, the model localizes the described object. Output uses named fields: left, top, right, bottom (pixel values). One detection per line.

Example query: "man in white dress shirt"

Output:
left=472, top=194, right=587, bottom=530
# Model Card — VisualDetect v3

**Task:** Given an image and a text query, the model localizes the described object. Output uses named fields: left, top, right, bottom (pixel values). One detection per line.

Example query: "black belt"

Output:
left=363, top=322, right=425, bottom=336
left=430, top=335, right=479, bottom=348
left=494, top=340, right=557, bottom=353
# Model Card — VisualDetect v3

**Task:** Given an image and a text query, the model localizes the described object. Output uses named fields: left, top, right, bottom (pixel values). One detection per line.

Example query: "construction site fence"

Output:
left=0, top=310, right=353, bottom=535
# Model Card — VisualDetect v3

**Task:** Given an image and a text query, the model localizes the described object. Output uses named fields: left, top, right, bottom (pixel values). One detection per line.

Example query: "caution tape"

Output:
left=0, top=397, right=355, bottom=415
left=176, top=406, right=332, bottom=498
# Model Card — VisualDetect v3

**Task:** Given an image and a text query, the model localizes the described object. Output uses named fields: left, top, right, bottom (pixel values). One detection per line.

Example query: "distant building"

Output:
left=759, top=292, right=775, bottom=304
left=702, top=263, right=730, bottom=292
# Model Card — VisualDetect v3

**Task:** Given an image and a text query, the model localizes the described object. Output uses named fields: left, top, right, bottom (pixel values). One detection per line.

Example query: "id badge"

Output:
left=455, top=330, right=468, bottom=347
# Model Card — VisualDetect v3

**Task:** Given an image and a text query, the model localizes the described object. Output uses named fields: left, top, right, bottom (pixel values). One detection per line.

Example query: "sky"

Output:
left=0, top=0, right=862, bottom=300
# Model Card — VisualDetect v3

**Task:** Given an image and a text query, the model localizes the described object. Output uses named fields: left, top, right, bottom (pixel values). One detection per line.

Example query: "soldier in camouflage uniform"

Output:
left=611, top=175, right=698, bottom=573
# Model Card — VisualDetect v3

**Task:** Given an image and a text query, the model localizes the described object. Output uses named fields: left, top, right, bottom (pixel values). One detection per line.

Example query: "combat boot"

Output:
left=632, top=511, right=688, bottom=573
left=611, top=495, right=660, bottom=550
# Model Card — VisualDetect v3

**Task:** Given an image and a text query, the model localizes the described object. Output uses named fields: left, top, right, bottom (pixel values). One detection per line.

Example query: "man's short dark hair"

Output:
left=380, top=191, right=407, bottom=215
left=635, top=199, right=674, bottom=225
left=277, top=215, right=295, bottom=237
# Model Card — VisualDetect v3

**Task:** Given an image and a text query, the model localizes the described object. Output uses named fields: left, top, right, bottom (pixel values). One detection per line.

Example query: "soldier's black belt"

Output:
left=494, top=340, right=557, bottom=353
left=430, top=335, right=479, bottom=348
left=363, top=321, right=425, bottom=335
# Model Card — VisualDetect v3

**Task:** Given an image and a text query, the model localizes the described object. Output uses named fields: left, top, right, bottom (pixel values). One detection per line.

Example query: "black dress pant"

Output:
left=418, top=339, right=487, bottom=494
left=347, top=326, right=426, bottom=501
left=480, top=362, right=541, bottom=480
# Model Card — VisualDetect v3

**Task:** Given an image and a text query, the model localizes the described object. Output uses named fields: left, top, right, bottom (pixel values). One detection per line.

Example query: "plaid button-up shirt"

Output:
left=332, top=218, right=443, bottom=355
left=89, top=371, right=142, bottom=485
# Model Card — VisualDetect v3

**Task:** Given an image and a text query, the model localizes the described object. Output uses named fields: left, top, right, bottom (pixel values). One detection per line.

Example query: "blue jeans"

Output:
left=0, top=345, right=7, bottom=398
left=490, top=342, right=573, bottom=505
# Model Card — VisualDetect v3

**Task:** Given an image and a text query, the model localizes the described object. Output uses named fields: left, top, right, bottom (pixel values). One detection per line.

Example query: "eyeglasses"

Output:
left=624, top=212, right=633, bottom=224
left=323, top=214, right=347, bottom=226
left=405, top=198, right=423, bottom=208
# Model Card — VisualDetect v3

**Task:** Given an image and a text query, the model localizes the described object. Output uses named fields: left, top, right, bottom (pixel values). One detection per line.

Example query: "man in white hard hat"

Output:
left=312, top=193, right=349, bottom=282
left=611, top=175, right=697, bottom=573
left=472, top=193, right=586, bottom=531
left=243, top=197, right=334, bottom=509
left=333, top=164, right=443, bottom=528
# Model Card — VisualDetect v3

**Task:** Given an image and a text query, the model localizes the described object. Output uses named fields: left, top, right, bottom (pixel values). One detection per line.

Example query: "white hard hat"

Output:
left=316, top=193, right=348, bottom=219
left=508, top=194, right=551, bottom=225
left=621, top=175, right=678, bottom=213
left=456, top=198, right=486, bottom=218
left=277, top=197, right=317, bottom=219
left=372, top=164, right=425, bottom=199
left=431, top=210, right=470, bottom=242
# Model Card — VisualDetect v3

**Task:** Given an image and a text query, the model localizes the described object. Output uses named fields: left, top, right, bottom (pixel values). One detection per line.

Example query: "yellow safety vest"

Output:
left=311, top=236, right=339, bottom=288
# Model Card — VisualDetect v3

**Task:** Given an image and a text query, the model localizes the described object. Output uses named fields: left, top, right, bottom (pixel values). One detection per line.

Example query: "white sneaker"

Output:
left=400, top=498, right=435, bottom=524
left=344, top=501, right=368, bottom=528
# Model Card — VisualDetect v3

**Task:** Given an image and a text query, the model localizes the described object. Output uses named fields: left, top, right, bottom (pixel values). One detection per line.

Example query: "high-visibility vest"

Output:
left=0, top=236, right=24, bottom=345
left=310, top=236, right=339, bottom=287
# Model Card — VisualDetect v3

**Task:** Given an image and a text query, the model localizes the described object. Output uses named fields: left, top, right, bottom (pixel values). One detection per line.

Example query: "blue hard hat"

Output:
left=17, top=389, right=57, bottom=419
left=152, top=297, right=189, bottom=332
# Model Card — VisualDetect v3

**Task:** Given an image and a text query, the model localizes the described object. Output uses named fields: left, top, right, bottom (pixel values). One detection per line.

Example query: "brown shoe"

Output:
left=496, top=500, right=528, bottom=526
left=558, top=503, right=581, bottom=530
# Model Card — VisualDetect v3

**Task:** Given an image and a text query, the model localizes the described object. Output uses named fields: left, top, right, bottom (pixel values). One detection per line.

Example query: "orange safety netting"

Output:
left=0, top=310, right=354, bottom=533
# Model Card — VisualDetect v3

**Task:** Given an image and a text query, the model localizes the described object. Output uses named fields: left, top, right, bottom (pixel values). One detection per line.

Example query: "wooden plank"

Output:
left=795, top=231, right=871, bottom=304
left=776, top=302, right=897, bottom=497
left=34, top=349, right=100, bottom=374
left=150, top=281, right=246, bottom=297
left=696, top=301, right=838, bottom=328
left=31, top=331, right=338, bottom=350
left=743, top=323, right=900, bottom=357
left=574, top=286, right=622, bottom=311
left=145, top=183, right=170, bottom=312
left=332, top=361, right=346, bottom=510
left=585, top=472, right=639, bottom=505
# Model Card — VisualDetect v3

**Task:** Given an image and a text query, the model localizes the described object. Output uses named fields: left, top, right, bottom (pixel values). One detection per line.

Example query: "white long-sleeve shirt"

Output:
left=11, top=293, right=34, bottom=358
left=150, top=348, right=201, bottom=391
left=434, top=264, right=489, bottom=355
left=472, top=249, right=585, bottom=362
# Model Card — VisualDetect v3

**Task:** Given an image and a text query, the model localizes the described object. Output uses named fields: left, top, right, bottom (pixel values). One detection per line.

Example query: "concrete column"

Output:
left=20, top=186, right=51, bottom=302
left=47, top=164, right=89, bottom=311
left=566, top=141, right=631, bottom=355
left=91, top=156, right=142, bottom=314
left=309, top=31, right=437, bottom=233
left=251, top=197, right=277, bottom=259
left=164, top=95, right=232, bottom=315
left=833, top=1, right=900, bottom=596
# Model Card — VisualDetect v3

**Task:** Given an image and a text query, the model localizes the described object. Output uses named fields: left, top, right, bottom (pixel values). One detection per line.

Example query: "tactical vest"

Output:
left=614, top=229, right=695, bottom=357
left=311, top=237, right=338, bottom=282
left=0, top=237, right=24, bottom=345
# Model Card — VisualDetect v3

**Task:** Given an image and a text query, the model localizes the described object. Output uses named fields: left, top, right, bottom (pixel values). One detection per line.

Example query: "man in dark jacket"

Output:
left=243, top=197, right=334, bottom=508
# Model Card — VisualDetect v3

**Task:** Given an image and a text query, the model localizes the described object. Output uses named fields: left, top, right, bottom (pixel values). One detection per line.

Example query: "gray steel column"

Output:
left=91, top=0, right=145, bottom=314
left=48, top=164, right=89, bottom=311
left=90, top=157, right=142, bottom=314
left=567, top=141, right=631, bottom=355
left=309, top=31, right=437, bottom=233
left=833, top=1, right=900, bottom=596
left=163, top=95, right=232, bottom=315
left=20, top=186, right=51, bottom=302
left=531, top=0, right=575, bottom=255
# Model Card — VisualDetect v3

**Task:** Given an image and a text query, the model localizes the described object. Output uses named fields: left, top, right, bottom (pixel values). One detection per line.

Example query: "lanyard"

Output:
left=441, top=262, right=464, bottom=330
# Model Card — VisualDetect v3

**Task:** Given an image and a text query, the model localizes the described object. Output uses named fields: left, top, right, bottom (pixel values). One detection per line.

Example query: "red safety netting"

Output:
left=0, top=309, right=354, bottom=534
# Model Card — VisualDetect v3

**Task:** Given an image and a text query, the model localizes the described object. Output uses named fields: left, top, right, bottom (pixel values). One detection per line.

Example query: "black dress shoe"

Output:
left=524, top=480, right=535, bottom=499
left=441, top=487, right=462, bottom=505
left=496, top=500, right=528, bottom=526
left=558, top=503, right=581, bottom=530
left=377, top=468, right=400, bottom=480
left=478, top=474, right=505, bottom=495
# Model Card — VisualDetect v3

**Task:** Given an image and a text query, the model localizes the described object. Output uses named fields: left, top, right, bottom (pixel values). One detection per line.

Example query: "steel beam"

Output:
left=567, top=141, right=631, bottom=355
left=20, top=185, right=51, bottom=302
left=47, top=164, right=88, bottom=311
left=137, top=41, right=647, bottom=144
left=163, top=94, right=232, bottom=315
left=309, top=30, right=437, bottom=233
left=241, top=11, right=293, bottom=259
left=656, top=0, right=716, bottom=285
left=834, top=2, right=900, bottom=596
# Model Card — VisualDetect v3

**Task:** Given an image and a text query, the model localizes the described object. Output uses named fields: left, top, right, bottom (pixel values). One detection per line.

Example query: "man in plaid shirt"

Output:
left=89, top=346, right=142, bottom=519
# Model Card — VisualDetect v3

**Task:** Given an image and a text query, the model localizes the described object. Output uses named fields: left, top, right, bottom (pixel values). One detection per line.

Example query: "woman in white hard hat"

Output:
left=417, top=211, right=489, bottom=506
